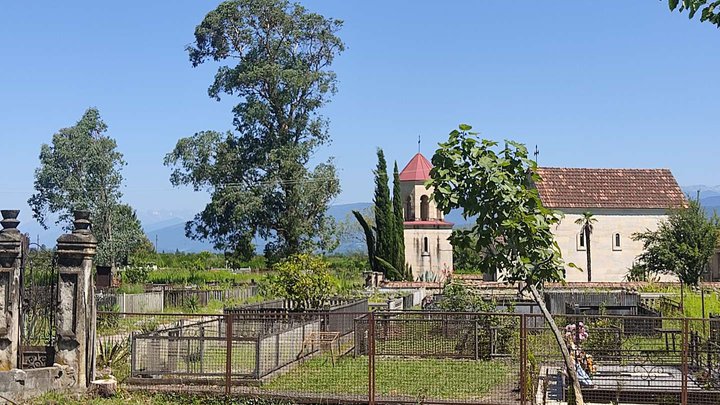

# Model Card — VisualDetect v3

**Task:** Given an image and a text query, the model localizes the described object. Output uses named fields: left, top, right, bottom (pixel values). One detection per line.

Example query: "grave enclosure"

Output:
left=0, top=210, right=97, bottom=403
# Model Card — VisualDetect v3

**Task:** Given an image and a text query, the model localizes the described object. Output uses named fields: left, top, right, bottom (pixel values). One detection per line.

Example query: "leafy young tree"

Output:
left=165, top=0, right=344, bottom=262
left=392, top=162, right=408, bottom=280
left=574, top=212, right=597, bottom=282
left=263, top=254, right=336, bottom=311
left=633, top=198, right=719, bottom=286
left=28, top=108, right=148, bottom=267
left=667, top=0, right=720, bottom=28
left=429, top=124, right=586, bottom=404
left=95, top=204, right=154, bottom=267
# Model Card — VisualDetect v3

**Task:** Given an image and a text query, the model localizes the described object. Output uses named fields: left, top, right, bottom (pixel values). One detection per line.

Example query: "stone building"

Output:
left=534, top=167, right=686, bottom=282
left=399, top=153, right=453, bottom=282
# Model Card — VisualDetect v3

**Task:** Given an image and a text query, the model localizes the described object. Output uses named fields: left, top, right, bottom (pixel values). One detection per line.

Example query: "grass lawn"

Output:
left=32, top=391, right=292, bottom=405
left=263, top=354, right=513, bottom=401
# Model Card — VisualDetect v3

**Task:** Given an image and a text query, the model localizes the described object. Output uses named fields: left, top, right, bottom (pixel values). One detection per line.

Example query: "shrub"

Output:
left=263, top=254, right=336, bottom=310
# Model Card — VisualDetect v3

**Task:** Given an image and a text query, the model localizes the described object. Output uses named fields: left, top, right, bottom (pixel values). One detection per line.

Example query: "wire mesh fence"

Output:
left=96, top=310, right=720, bottom=404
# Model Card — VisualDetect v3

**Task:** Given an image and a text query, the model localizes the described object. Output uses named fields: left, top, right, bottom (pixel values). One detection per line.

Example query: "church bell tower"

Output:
left=399, top=153, right=453, bottom=282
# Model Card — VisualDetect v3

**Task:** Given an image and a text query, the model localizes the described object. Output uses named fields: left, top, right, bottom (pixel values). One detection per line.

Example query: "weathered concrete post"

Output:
left=0, top=210, right=22, bottom=371
left=55, top=210, right=97, bottom=387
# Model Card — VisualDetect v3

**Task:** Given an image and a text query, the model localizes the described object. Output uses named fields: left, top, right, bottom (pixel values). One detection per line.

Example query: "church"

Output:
left=398, top=153, right=453, bottom=282
left=533, top=167, right=687, bottom=282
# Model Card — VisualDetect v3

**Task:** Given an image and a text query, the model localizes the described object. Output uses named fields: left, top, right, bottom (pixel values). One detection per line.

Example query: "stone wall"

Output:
left=0, top=365, right=76, bottom=403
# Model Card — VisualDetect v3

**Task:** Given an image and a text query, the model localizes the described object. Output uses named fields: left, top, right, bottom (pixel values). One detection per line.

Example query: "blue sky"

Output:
left=1, top=1, right=719, bottom=233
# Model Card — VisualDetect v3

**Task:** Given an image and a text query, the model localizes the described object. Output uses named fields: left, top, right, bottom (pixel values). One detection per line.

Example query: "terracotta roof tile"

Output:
left=399, top=153, right=432, bottom=181
left=535, top=167, right=686, bottom=209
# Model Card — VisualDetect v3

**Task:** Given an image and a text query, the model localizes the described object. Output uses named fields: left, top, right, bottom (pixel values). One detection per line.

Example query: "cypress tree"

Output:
left=373, top=149, right=396, bottom=279
left=392, top=162, right=408, bottom=279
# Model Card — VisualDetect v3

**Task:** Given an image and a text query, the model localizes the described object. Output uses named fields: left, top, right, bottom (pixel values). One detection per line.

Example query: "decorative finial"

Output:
left=534, top=145, right=540, bottom=164
left=418, top=134, right=421, bottom=154
left=1, top=210, right=20, bottom=232
left=72, top=210, right=92, bottom=234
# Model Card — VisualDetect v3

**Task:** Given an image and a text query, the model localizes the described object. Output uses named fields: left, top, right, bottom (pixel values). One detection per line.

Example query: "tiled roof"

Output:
left=535, top=167, right=686, bottom=209
left=399, top=153, right=432, bottom=181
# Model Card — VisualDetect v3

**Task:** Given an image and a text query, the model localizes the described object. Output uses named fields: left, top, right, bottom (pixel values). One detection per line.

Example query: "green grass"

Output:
left=32, top=391, right=292, bottom=405
left=147, top=268, right=270, bottom=286
left=264, top=355, right=512, bottom=400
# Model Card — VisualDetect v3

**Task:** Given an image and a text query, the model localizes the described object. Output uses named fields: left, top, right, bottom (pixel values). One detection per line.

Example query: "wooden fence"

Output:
left=163, top=285, right=260, bottom=309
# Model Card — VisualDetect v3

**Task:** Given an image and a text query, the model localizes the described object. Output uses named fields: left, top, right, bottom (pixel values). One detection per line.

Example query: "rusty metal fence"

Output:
left=96, top=310, right=720, bottom=404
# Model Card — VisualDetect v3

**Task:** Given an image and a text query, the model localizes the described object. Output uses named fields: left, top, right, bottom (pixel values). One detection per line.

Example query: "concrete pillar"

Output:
left=0, top=210, right=22, bottom=371
left=55, top=211, right=97, bottom=387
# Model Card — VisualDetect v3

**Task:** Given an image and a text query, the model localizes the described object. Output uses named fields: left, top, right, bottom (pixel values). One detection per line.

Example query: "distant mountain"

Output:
left=682, top=185, right=720, bottom=199
left=681, top=186, right=720, bottom=217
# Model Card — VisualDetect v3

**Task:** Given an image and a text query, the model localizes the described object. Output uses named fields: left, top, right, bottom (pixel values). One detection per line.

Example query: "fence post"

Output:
left=225, top=313, right=233, bottom=395
left=520, top=314, right=528, bottom=405
left=474, top=317, right=479, bottom=360
left=681, top=317, right=689, bottom=405
left=368, top=311, right=376, bottom=405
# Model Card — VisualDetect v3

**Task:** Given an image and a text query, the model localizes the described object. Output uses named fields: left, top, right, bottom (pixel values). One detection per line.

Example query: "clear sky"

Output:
left=1, top=1, right=719, bottom=231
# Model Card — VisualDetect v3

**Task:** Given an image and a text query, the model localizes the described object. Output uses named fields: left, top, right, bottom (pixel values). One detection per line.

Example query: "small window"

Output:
left=577, top=233, right=586, bottom=251
left=613, top=233, right=622, bottom=251
left=423, top=237, right=429, bottom=253
left=420, top=195, right=430, bottom=221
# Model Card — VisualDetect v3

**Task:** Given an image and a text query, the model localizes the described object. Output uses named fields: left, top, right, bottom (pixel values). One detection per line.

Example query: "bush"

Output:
left=263, top=254, right=336, bottom=310
left=122, top=266, right=149, bottom=284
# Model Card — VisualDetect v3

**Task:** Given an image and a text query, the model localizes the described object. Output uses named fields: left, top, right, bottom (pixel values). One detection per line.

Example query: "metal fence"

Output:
left=96, top=310, right=720, bottom=404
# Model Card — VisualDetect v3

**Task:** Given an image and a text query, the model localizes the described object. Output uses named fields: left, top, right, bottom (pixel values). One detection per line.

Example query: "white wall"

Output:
left=404, top=227, right=453, bottom=281
left=553, top=208, right=676, bottom=282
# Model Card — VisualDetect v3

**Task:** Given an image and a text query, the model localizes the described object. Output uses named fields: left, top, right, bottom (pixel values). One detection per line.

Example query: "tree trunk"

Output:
left=90, top=378, right=117, bottom=398
left=529, top=284, right=584, bottom=405
left=585, top=229, right=591, bottom=282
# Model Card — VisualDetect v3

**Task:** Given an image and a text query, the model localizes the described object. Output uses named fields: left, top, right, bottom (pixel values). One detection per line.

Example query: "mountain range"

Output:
left=146, top=186, right=720, bottom=254
left=23, top=185, right=719, bottom=253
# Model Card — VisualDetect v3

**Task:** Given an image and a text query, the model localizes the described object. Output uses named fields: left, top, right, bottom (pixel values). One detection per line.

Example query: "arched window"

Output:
left=405, top=196, right=413, bottom=221
left=423, top=237, right=429, bottom=253
left=613, top=233, right=622, bottom=251
left=420, top=195, right=430, bottom=221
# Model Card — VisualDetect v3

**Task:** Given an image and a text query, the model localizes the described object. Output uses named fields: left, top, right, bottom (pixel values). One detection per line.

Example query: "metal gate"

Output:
left=18, top=234, right=58, bottom=369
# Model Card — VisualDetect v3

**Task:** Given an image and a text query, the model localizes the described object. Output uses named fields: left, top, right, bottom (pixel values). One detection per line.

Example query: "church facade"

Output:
left=534, top=167, right=687, bottom=282
left=398, top=153, right=453, bottom=282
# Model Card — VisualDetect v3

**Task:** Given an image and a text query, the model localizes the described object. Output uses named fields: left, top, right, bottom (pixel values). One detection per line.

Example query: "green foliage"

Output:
left=392, top=161, right=408, bottom=280
left=439, top=280, right=494, bottom=312
left=97, top=337, right=130, bottom=380
left=373, top=149, right=397, bottom=279
left=165, top=0, right=344, bottom=262
left=354, top=152, right=407, bottom=281
left=121, top=266, right=149, bottom=285
left=97, top=304, right=121, bottom=333
left=667, top=0, right=720, bottom=28
left=353, top=210, right=378, bottom=272
left=263, top=254, right=336, bottom=310
left=451, top=229, right=485, bottom=274
left=116, top=283, right=144, bottom=294
left=147, top=268, right=265, bottom=286
left=633, top=198, right=719, bottom=286
left=625, top=262, right=661, bottom=282
left=429, top=124, right=566, bottom=287
left=28, top=108, right=151, bottom=267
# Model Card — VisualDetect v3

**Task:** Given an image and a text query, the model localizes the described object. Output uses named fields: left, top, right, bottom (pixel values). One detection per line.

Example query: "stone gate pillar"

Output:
left=55, top=211, right=96, bottom=387
left=0, top=210, right=21, bottom=371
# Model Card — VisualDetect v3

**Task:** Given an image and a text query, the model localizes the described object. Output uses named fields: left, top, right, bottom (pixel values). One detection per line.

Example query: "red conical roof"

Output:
left=399, top=153, right=432, bottom=181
